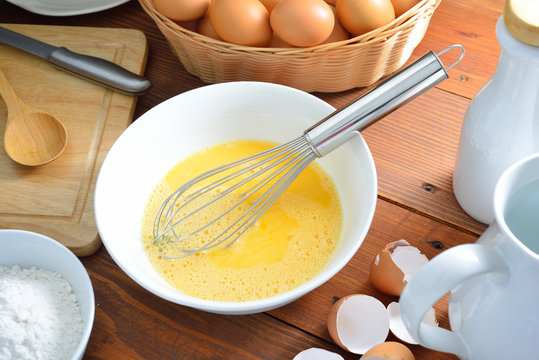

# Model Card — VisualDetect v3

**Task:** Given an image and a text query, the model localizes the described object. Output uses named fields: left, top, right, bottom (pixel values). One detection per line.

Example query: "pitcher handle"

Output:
left=399, top=243, right=510, bottom=358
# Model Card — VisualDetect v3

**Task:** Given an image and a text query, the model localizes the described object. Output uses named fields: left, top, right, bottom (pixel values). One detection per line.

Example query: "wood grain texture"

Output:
left=79, top=199, right=474, bottom=359
left=82, top=246, right=357, bottom=360
left=363, top=87, right=487, bottom=234
left=411, top=0, right=503, bottom=99
left=0, top=24, right=148, bottom=255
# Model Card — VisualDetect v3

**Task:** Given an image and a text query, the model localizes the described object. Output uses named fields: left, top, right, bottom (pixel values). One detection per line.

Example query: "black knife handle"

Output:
left=49, top=47, right=152, bottom=95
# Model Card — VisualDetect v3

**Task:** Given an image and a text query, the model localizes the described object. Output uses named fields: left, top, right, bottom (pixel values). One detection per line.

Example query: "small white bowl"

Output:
left=0, top=229, right=95, bottom=360
left=95, top=81, right=377, bottom=314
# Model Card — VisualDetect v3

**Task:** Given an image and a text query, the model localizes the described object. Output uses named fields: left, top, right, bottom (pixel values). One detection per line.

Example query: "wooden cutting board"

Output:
left=0, top=24, right=149, bottom=256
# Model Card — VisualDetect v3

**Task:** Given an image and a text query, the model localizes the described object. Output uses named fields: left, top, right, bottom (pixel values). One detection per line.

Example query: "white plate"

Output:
left=6, top=0, right=129, bottom=16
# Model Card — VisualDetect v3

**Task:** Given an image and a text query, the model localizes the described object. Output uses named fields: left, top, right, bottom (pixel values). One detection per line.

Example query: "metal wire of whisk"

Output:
left=153, top=45, right=465, bottom=258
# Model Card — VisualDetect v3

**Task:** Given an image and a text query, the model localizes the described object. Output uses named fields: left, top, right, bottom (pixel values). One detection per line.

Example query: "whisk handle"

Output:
left=304, top=45, right=465, bottom=158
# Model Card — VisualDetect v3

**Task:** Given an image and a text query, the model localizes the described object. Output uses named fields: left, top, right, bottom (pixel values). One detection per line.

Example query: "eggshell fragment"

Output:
left=360, top=341, right=415, bottom=360
left=327, top=294, right=390, bottom=354
left=369, top=240, right=428, bottom=296
left=293, top=348, right=344, bottom=360
left=387, top=301, right=437, bottom=345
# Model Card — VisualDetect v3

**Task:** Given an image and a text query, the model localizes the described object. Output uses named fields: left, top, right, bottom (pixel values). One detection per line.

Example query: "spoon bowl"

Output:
left=0, top=68, right=67, bottom=166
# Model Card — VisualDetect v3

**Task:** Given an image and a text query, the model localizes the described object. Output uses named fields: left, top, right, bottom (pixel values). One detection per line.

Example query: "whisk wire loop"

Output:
left=156, top=137, right=305, bottom=233
left=152, top=136, right=316, bottom=257
left=163, top=141, right=312, bottom=245
left=183, top=151, right=317, bottom=257
left=153, top=136, right=307, bottom=242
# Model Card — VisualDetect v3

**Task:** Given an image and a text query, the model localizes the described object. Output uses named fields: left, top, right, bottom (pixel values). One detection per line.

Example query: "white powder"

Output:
left=0, top=265, right=83, bottom=360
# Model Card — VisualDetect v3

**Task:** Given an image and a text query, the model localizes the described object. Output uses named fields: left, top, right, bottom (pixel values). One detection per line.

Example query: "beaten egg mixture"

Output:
left=142, top=140, right=343, bottom=301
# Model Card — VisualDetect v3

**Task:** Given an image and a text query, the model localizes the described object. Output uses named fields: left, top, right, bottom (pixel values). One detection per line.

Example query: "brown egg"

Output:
left=369, top=240, right=428, bottom=296
left=209, top=0, right=272, bottom=46
left=270, top=0, right=335, bottom=47
left=321, top=5, right=350, bottom=44
left=197, top=12, right=222, bottom=40
left=259, top=0, right=282, bottom=11
left=336, top=0, right=395, bottom=36
left=361, top=341, right=415, bottom=360
left=391, top=0, right=420, bottom=17
left=268, top=32, right=296, bottom=48
left=324, top=0, right=336, bottom=4
left=153, top=0, right=211, bottom=22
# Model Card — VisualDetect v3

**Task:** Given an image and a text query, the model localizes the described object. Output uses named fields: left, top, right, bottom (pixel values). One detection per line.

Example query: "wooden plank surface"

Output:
left=363, top=87, right=487, bottom=234
left=81, top=199, right=474, bottom=360
left=0, top=0, right=503, bottom=359
left=0, top=24, right=148, bottom=255
left=83, top=246, right=355, bottom=360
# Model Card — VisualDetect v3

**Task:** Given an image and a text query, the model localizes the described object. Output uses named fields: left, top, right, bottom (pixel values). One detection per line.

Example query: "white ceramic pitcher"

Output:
left=399, top=152, right=539, bottom=360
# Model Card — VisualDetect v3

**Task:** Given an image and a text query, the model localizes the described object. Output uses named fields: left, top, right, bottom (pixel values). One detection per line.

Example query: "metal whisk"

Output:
left=153, top=45, right=465, bottom=258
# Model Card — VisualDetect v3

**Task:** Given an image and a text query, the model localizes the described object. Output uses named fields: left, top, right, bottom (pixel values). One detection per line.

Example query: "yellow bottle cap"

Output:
left=504, top=0, right=539, bottom=46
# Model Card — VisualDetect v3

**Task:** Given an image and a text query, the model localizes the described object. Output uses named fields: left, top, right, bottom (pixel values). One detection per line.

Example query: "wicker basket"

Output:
left=139, top=0, right=441, bottom=92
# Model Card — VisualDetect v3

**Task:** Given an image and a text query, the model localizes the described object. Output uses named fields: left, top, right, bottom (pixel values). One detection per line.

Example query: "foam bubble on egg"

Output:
left=293, top=348, right=344, bottom=360
left=327, top=294, right=390, bottom=355
left=369, top=240, right=429, bottom=296
left=360, top=341, right=415, bottom=360
left=387, top=301, right=438, bottom=345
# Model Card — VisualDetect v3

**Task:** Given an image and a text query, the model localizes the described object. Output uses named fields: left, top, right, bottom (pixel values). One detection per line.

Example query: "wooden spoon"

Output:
left=0, top=68, right=67, bottom=166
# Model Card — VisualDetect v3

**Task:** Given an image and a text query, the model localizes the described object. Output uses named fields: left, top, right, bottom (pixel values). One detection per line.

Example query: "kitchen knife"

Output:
left=0, top=26, right=152, bottom=95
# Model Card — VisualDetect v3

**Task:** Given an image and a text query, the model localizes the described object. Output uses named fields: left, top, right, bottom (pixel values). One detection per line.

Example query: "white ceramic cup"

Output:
left=95, top=81, right=377, bottom=315
left=400, top=152, right=539, bottom=359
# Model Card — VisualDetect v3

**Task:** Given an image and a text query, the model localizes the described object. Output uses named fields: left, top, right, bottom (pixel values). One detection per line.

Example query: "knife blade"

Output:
left=0, top=26, right=152, bottom=95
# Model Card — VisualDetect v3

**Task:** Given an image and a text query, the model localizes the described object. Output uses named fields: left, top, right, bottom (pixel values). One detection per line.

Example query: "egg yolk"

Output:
left=141, top=139, right=343, bottom=301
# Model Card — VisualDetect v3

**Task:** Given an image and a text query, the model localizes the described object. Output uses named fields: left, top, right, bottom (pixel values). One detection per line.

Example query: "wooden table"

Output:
left=0, top=0, right=503, bottom=358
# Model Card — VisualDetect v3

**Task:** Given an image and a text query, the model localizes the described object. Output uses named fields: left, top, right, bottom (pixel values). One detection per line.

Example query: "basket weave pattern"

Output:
left=140, top=0, right=441, bottom=92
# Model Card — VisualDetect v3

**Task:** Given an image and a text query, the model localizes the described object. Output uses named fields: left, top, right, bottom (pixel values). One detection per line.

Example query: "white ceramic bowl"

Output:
left=0, top=229, right=95, bottom=360
left=95, top=81, right=377, bottom=315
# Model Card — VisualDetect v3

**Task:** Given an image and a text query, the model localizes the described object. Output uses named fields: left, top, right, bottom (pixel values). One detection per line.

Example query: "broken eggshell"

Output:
left=369, top=240, right=429, bottom=296
left=360, top=341, right=415, bottom=360
left=327, top=294, right=390, bottom=354
left=293, top=348, right=344, bottom=360
left=387, top=301, right=438, bottom=345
